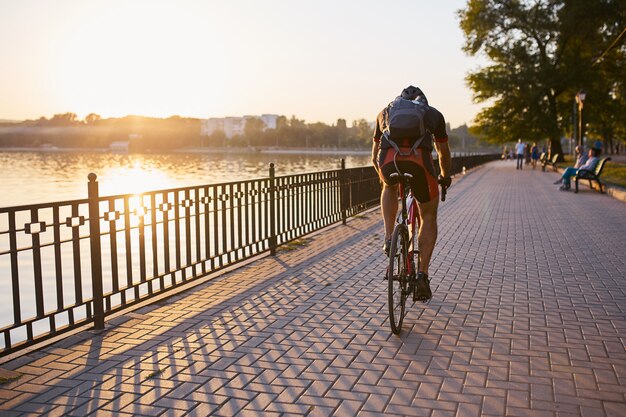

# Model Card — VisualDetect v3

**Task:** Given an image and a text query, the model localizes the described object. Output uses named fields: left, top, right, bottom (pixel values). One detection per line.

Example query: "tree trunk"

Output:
left=601, top=122, right=614, bottom=155
left=547, top=94, right=565, bottom=162
left=548, top=136, right=565, bottom=162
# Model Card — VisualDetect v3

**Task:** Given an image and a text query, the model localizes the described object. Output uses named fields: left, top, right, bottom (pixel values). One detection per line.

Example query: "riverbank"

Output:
left=0, top=146, right=494, bottom=157
left=0, top=146, right=372, bottom=155
left=178, top=146, right=371, bottom=155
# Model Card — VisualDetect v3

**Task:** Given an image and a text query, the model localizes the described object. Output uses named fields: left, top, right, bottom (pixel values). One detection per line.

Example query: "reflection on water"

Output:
left=0, top=151, right=371, bottom=207
left=0, top=150, right=372, bottom=345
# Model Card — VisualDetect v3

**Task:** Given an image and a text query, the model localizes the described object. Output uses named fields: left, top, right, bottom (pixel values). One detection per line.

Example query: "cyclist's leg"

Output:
left=417, top=197, right=438, bottom=276
left=381, top=182, right=399, bottom=241
left=378, top=149, right=400, bottom=243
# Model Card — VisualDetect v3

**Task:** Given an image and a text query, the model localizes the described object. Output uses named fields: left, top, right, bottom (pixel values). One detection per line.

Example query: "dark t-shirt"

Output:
left=373, top=98, right=448, bottom=144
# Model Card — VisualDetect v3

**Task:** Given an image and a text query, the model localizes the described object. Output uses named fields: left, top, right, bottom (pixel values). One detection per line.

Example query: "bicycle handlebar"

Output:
left=438, top=176, right=451, bottom=202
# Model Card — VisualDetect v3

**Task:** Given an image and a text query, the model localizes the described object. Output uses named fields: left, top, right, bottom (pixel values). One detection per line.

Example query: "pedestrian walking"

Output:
left=531, top=143, right=539, bottom=169
left=515, top=139, right=525, bottom=170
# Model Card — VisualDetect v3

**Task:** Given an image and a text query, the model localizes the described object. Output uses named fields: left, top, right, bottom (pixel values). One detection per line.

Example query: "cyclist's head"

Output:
left=401, top=85, right=428, bottom=105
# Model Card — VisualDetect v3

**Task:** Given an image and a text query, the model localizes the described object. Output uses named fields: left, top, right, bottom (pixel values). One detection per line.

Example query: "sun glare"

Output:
left=53, top=1, right=230, bottom=119
left=99, top=164, right=177, bottom=197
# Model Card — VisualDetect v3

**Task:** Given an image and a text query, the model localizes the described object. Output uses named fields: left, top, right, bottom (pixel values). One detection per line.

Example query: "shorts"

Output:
left=378, top=147, right=439, bottom=203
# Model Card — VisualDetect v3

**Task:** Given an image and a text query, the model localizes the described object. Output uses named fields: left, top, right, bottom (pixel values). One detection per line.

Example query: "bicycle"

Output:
left=388, top=172, right=448, bottom=334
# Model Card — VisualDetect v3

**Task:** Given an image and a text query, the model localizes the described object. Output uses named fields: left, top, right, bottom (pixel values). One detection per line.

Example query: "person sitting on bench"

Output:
left=555, top=147, right=600, bottom=191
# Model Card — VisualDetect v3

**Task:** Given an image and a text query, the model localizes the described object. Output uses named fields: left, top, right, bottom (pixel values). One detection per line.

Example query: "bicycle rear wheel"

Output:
left=388, top=224, right=409, bottom=334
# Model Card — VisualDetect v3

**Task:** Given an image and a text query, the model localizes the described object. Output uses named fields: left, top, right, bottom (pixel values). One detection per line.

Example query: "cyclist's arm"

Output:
left=434, top=141, right=451, bottom=178
left=428, top=108, right=451, bottom=179
left=372, top=115, right=383, bottom=176
left=372, top=140, right=380, bottom=173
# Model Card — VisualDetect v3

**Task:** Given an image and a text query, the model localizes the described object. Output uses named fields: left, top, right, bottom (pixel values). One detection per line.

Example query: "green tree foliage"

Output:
left=237, top=116, right=372, bottom=149
left=49, top=112, right=79, bottom=125
left=85, top=113, right=101, bottom=125
left=459, top=0, right=625, bottom=159
left=1, top=112, right=378, bottom=151
left=244, top=117, right=265, bottom=144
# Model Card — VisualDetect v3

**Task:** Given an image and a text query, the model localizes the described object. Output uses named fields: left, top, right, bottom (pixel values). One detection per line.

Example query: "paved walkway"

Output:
left=1, top=160, right=625, bottom=417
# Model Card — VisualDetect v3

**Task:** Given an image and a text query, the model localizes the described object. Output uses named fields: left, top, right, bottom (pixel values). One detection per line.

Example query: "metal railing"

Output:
left=0, top=161, right=381, bottom=356
left=0, top=154, right=499, bottom=357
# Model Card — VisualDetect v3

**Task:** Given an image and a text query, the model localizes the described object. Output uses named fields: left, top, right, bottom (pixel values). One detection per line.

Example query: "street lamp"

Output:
left=575, top=91, right=586, bottom=147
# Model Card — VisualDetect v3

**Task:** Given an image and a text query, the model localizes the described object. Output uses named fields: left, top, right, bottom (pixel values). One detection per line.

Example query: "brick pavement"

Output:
left=1, top=160, right=625, bottom=417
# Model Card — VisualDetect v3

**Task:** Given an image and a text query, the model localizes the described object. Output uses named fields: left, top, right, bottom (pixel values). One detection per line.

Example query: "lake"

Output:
left=0, top=150, right=372, bottom=207
left=0, top=149, right=374, bottom=345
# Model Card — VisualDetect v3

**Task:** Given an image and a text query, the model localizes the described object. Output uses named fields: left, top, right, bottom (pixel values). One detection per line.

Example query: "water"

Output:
left=0, top=149, right=373, bottom=347
left=0, top=150, right=371, bottom=207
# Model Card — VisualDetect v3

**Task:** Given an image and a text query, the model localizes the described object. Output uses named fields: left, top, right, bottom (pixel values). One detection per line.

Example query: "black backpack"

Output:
left=380, top=97, right=433, bottom=155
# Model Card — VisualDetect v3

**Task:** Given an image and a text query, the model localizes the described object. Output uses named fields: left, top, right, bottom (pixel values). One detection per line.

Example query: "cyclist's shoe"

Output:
left=383, top=239, right=391, bottom=257
left=415, top=272, right=432, bottom=302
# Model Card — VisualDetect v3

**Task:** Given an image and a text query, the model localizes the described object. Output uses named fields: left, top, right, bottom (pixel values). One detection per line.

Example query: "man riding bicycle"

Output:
left=372, top=86, right=451, bottom=301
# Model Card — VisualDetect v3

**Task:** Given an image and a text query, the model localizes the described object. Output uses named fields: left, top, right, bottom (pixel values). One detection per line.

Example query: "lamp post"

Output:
left=575, top=91, right=586, bottom=147
left=571, top=99, right=577, bottom=156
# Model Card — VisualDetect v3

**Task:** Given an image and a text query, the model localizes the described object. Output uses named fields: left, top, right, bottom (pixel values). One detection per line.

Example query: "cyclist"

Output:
left=372, top=86, right=451, bottom=301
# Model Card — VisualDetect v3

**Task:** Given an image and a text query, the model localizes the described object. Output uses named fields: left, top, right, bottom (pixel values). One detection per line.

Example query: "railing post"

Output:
left=268, top=163, right=277, bottom=255
left=88, top=173, right=105, bottom=330
left=340, top=158, right=347, bottom=225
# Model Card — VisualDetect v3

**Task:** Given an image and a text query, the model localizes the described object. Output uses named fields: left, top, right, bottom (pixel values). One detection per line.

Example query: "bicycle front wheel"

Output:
left=388, top=224, right=409, bottom=334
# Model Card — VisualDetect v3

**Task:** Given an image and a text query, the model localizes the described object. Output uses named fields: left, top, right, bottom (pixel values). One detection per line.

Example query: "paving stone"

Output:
left=1, top=161, right=625, bottom=416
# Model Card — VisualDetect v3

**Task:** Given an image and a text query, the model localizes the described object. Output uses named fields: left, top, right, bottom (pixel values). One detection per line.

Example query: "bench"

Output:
left=574, top=157, right=611, bottom=194
left=541, top=153, right=559, bottom=172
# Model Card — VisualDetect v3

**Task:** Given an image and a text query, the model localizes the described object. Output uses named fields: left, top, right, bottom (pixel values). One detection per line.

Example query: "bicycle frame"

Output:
left=397, top=179, right=420, bottom=277
left=388, top=169, right=447, bottom=333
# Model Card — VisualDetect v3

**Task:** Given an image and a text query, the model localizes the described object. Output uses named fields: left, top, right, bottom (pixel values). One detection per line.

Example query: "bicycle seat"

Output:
left=390, top=172, right=413, bottom=179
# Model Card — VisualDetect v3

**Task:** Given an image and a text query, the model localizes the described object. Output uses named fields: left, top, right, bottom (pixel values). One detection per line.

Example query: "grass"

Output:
left=145, top=368, right=164, bottom=379
left=562, top=155, right=626, bottom=189
left=277, top=238, right=310, bottom=252
left=0, top=371, right=21, bottom=385
left=601, top=164, right=626, bottom=189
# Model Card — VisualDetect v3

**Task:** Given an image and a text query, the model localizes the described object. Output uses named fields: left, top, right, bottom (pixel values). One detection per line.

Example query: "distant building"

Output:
left=200, top=118, right=224, bottom=136
left=260, top=114, right=278, bottom=130
left=201, top=114, right=279, bottom=138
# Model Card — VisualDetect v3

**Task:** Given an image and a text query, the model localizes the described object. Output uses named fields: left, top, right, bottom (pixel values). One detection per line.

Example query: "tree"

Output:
left=459, top=0, right=625, bottom=160
left=289, top=115, right=306, bottom=128
left=207, top=130, right=227, bottom=148
left=352, top=119, right=372, bottom=146
left=581, top=25, right=626, bottom=153
left=50, top=112, right=79, bottom=125
left=243, top=117, right=265, bottom=146
left=85, top=113, right=101, bottom=125
left=276, top=115, right=288, bottom=129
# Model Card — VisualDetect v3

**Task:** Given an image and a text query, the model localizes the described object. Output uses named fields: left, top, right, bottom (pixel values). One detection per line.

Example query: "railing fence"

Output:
left=0, top=154, right=498, bottom=357
left=0, top=159, right=383, bottom=356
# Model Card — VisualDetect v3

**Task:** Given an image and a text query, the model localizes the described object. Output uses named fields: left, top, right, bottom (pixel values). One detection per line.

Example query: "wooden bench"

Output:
left=574, top=157, right=611, bottom=194
left=541, top=153, right=559, bottom=172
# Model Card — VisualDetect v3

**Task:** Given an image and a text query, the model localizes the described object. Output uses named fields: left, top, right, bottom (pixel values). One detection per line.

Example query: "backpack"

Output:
left=380, top=97, right=433, bottom=155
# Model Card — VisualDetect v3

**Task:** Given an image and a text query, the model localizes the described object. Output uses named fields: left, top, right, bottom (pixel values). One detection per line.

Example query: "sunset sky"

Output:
left=0, top=0, right=484, bottom=127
